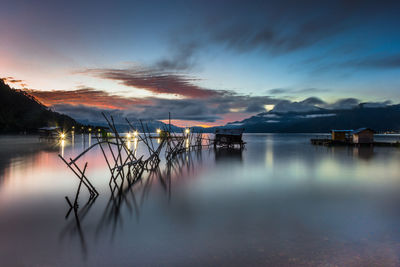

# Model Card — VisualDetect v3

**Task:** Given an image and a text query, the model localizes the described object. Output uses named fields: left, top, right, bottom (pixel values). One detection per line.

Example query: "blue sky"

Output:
left=1, top=0, right=400, bottom=126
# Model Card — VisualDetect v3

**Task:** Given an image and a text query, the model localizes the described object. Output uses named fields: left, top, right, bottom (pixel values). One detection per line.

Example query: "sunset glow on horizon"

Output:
left=1, top=0, right=400, bottom=127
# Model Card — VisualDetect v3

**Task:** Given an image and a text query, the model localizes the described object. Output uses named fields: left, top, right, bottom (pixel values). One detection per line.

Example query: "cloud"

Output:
left=28, top=87, right=150, bottom=110
left=25, top=85, right=395, bottom=125
left=328, top=98, right=360, bottom=110
left=203, top=0, right=376, bottom=55
left=27, top=84, right=279, bottom=123
left=268, top=88, right=328, bottom=95
left=1, top=76, right=28, bottom=88
left=270, top=97, right=361, bottom=113
left=52, top=99, right=222, bottom=124
left=343, top=54, right=400, bottom=69
left=304, top=52, right=400, bottom=75
left=301, top=97, right=326, bottom=106
left=81, top=67, right=222, bottom=99
left=272, top=98, right=325, bottom=113
left=154, top=42, right=199, bottom=71
left=360, top=100, right=391, bottom=108
left=268, top=88, right=288, bottom=94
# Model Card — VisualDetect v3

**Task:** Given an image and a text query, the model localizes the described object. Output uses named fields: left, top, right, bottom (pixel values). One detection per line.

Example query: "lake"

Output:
left=1, top=133, right=400, bottom=266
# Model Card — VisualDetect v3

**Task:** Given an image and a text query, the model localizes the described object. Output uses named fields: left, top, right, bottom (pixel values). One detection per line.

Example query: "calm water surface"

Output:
left=1, top=134, right=400, bottom=266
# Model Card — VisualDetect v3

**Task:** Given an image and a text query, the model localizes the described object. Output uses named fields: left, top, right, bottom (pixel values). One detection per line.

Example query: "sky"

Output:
left=1, top=0, right=400, bottom=127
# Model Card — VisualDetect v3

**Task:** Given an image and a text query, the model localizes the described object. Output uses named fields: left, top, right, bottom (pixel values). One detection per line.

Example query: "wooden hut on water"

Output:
left=331, top=130, right=353, bottom=142
left=38, top=126, right=61, bottom=139
left=214, top=128, right=245, bottom=148
left=352, top=128, right=374, bottom=144
left=312, top=127, right=376, bottom=146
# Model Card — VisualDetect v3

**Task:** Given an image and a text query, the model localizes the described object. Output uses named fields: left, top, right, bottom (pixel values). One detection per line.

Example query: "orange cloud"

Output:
left=27, top=87, right=151, bottom=110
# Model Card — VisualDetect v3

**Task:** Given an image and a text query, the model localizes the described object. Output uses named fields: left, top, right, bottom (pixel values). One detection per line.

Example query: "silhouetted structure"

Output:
left=331, top=129, right=353, bottom=142
left=311, top=127, right=396, bottom=147
left=214, top=128, right=245, bottom=148
left=352, top=128, right=374, bottom=144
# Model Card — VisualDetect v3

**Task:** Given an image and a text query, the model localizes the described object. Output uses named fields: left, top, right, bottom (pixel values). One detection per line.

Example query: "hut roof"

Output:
left=331, top=129, right=353, bottom=132
left=352, top=128, right=374, bottom=134
left=38, top=126, right=60, bottom=131
left=215, top=128, right=244, bottom=136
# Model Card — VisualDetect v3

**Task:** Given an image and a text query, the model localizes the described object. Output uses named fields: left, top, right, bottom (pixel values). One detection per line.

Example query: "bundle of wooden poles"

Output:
left=60, top=113, right=214, bottom=213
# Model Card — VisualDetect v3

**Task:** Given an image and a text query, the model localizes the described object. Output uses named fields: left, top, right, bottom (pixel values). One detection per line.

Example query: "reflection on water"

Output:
left=60, top=139, right=65, bottom=157
left=1, top=134, right=400, bottom=266
left=352, top=146, right=374, bottom=160
left=214, top=147, right=243, bottom=163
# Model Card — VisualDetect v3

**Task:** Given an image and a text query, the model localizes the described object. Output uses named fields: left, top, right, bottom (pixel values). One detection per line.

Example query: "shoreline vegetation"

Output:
left=0, top=79, right=78, bottom=133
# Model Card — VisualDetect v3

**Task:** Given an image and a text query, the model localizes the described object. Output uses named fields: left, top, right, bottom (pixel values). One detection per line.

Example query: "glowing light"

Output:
left=133, top=130, right=138, bottom=137
left=126, top=133, right=131, bottom=139
left=185, top=128, right=190, bottom=134
left=264, top=105, right=275, bottom=112
left=60, top=133, right=66, bottom=139
left=156, top=129, right=161, bottom=134
left=88, top=128, right=92, bottom=132
left=229, top=108, right=245, bottom=112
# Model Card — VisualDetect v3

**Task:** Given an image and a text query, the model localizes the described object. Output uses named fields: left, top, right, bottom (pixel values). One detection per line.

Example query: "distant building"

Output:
left=214, top=128, right=245, bottom=148
left=331, top=130, right=353, bottom=142
left=330, top=128, right=375, bottom=144
left=38, top=126, right=61, bottom=139
left=352, top=128, right=374, bottom=144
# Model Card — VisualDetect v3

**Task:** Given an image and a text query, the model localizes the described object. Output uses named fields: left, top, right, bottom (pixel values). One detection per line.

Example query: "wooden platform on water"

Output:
left=310, top=138, right=400, bottom=147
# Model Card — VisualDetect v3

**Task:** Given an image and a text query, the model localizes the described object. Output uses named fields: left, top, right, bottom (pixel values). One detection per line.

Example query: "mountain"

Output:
left=0, top=79, right=78, bottom=133
left=223, top=104, right=400, bottom=133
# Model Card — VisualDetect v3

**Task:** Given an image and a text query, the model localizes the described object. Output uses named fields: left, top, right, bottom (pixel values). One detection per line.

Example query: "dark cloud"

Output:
left=268, top=88, right=328, bottom=95
left=344, top=54, right=400, bottom=69
left=327, top=98, right=360, bottom=110
left=155, top=42, right=199, bottom=71
left=81, top=68, right=222, bottom=98
left=269, top=97, right=363, bottom=113
left=268, top=88, right=288, bottom=94
left=34, top=87, right=393, bottom=124
left=52, top=100, right=221, bottom=123
left=303, top=53, right=400, bottom=75
left=272, top=98, right=325, bottom=113
left=203, top=0, right=383, bottom=55
left=301, top=97, right=326, bottom=106
left=30, top=85, right=278, bottom=122
left=360, top=101, right=391, bottom=108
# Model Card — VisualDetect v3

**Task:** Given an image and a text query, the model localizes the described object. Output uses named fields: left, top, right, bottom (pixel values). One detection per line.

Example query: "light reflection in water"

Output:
left=71, top=132, right=75, bottom=149
left=133, top=137, right=138, bottom=157
left=60, top=139, right=65, bottom=157
left=1, top=134, right=400, bottom=266
left=265, top=134, right=274, bottom=168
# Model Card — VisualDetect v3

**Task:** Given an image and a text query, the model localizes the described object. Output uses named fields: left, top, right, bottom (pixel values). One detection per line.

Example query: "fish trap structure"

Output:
left=60, top=113, right=215, bottom=212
